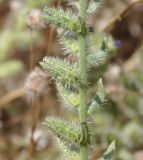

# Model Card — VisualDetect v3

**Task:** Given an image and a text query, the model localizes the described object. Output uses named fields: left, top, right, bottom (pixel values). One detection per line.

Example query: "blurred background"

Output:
left=0, top=0, right=143, bottom=159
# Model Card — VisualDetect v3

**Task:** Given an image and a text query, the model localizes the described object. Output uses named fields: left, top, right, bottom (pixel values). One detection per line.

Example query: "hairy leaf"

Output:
left=87, top=0, right=101, bottom=14
left=43, top=7, right=87, bottom=34
left=44, top=117, right=81, bottom=144
left=57, top=139, right=80, bottom=160
left=87, top=38, right=107, bottom=66
left=88, top=78, right=105, bottom=114
left=99, top=141, right=116, bottom=160
left=56, top=82, right=80, bottom=108
left=40, top=57, right=81, bottom=85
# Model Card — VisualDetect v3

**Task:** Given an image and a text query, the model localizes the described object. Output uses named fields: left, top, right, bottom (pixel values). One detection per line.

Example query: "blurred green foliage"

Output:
left=0, top=0, right=143, bottom=160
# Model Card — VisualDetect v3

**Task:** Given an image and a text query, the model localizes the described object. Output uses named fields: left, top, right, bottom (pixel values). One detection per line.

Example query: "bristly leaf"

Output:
left=60, top=37, right=79, bottom=55
left=87, top=38, right=107, bottom=66
left=99, top=141, right=116, bottom=160
left=40, top=57, right=81, bottom=85
left=43, top=7, right=87, bottom=34
left=56, top=82, right=80, bottom=108
left=44, top=117, right=81, bottom=144
left=57, top=139, right=80, bottom=160
left=63, top=0, right=79, bottom=10
left=88, top=78, right=105, bottom=114
left=87, top=0, right=101, bottom=14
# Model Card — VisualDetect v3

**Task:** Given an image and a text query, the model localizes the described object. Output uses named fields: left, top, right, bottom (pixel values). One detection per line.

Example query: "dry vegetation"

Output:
left=0, top=0, right=143, bottom=160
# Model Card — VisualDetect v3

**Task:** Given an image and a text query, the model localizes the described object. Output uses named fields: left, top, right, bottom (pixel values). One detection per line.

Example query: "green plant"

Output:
left=40, top=0, right=115, bottom=159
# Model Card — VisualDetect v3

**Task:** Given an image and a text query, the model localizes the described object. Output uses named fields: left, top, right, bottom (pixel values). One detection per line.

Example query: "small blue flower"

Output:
left=113, top=40, right=121, bottom=48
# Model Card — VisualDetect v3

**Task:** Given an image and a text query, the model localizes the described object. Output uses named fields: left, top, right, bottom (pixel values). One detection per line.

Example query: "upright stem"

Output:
left=79, top=0, right=88, bottom=160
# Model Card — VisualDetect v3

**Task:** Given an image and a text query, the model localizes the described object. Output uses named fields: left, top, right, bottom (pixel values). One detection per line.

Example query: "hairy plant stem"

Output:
left=79, top=0, right=88, bottom=160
